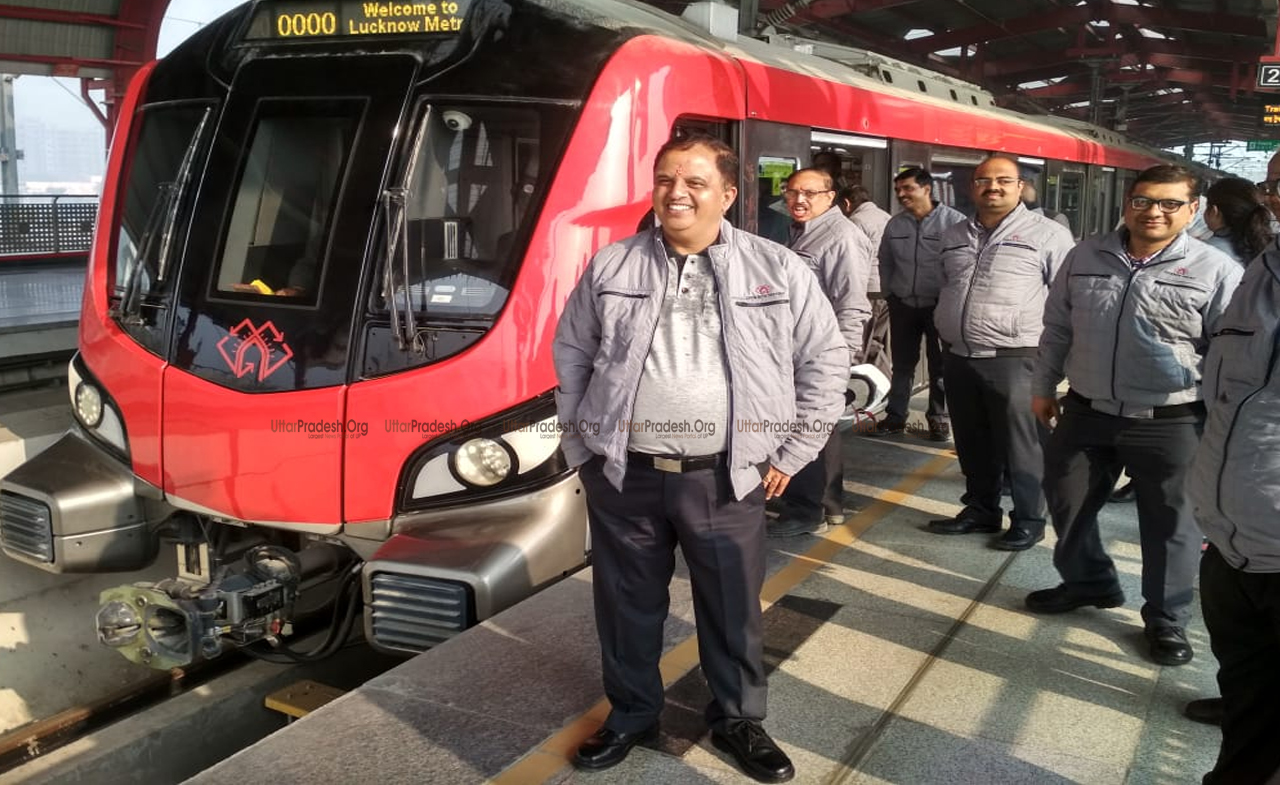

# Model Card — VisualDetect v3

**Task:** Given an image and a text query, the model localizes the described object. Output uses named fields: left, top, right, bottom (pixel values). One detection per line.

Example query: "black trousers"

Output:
left=1200, top=545, right=1280, bottom=785
left=863, top=296, right=892, bottom=379
left=782, top=426, right=843, bottom=522
left=579, top=457, right=768, bottom=733
left=1044, top=396, right=1203, bottom=627
left=886, top=297, right=947, bottom=426
left=943, top=354, right=1046, bottom=529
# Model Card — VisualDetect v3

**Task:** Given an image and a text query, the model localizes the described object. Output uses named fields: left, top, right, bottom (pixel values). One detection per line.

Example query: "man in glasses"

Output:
left=929, top=155, right=1074, bottom=551
left=872, top=168, right=966, bottom=439
left=767, top=168, right=874, bottom=538
left=1027, top=164, right=1243, bottom=668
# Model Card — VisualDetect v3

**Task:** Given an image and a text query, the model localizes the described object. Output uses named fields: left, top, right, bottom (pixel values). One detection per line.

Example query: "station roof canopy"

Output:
left=0, top=0, right=1278, bottom=149
left=660, top=0, right=1280, bottom=150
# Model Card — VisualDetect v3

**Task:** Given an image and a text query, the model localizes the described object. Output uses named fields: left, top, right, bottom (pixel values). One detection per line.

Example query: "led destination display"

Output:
left=245, top=0, right=472, bottom=40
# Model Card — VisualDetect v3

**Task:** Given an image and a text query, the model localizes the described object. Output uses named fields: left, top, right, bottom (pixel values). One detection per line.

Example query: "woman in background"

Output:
left=1203, top=177, right=1273, bottom=265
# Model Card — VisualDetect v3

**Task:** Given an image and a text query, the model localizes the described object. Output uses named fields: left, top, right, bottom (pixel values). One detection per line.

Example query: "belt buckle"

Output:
left=653, top=456, right=683, bottom=473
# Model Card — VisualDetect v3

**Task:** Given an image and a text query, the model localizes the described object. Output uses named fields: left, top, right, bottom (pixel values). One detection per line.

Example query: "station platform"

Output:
left=0, top=260, right=83, bottom=365
left=188, top=416, right=1222, bottom=785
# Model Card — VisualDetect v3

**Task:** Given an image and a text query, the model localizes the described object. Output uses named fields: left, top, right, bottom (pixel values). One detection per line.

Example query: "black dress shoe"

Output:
left=866, top=418, right=906, bottom=437
left=1025, top=583, right=1125, bottom=614
left=1183, top=697, right=1224, bottom=726
left=992, top=526, right=1044, bottom=551
left=927, top=514, right=1001, bottom=535
left=711, top=721, right=795, bottom=783
left=573, top=724, right=659, bottom=770
left=927, top=423, right=951, bottom=442
left=1108, top=481, right=1136, bottom=503
left=1146, top=626, right=1193, bottom=666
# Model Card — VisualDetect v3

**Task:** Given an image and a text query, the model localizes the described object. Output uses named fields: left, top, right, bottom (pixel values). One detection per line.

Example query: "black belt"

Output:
left=627, top=451, right=727, bottom=473
left=1065, top=389, right=1205, bottom=419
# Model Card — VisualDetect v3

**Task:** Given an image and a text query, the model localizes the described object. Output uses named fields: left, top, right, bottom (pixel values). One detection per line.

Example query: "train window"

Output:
left=375, top=102, right=564, bottom=322
left=757, top=156, right=798, bottom=245
left=213, top=102, right=359, bottom=303
left=110, top=101, right=214, bottom=352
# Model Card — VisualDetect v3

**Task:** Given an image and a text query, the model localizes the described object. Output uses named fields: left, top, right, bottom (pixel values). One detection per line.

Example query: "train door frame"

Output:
left=1086, top=165, right=1116, bottom=237
left=740, top=120, right=809, bottom=243
left=928, top=147, right=986, bottom=214
left=1057, top=165, right=1087, bottom=239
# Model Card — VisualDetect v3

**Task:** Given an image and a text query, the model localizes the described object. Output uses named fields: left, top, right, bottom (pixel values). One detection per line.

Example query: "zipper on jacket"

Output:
left=600, top=290, right=650, bottom=299
left=956, top=239, right=983, bottom=356
left=736, top=299, right=790, bottom=307
left=1109, top=262, right=1139, bottom=401
left=619, top=259, right=669, bottom=456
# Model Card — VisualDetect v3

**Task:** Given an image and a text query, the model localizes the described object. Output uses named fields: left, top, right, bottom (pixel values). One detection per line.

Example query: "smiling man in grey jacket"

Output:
left=931, top=155, right=1074, bottom=551
left=553, top=132, right=845, bottom=783
left=768, top=166, right=873, bottom=538
left=1026, top=164, right=1243, bottom=668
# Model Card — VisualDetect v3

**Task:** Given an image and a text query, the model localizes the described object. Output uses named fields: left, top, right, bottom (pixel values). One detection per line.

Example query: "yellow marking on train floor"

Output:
left=486, top=452, right=956, bottom=785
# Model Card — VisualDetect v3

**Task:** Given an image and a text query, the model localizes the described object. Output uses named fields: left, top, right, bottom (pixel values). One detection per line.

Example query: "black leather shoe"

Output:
left=1183, top=697, right=1223, bottom=726
left=993, top=526, right=1044, bottom=551
left=927, top=514, right=1001, bottom=535
left=1025, top=584, right=1125, bottom=614
left=927, top=424, right=951, bottom=442
left=573, top=724, right=659, bottom=770
left=866, top=419, right=906, bottom=437
left=711, top=721, right=795, bottom=783
left=1108, top=481, right=1136, bottom=503
left=1146, top=626, right=1193, bottom=666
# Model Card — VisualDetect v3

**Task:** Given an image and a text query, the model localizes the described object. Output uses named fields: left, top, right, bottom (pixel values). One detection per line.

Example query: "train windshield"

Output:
left=111, top=102, right=212, bottom=350
left=377, top=102, right=566, bottom=326
left=213, top=101, right=360, bottom=304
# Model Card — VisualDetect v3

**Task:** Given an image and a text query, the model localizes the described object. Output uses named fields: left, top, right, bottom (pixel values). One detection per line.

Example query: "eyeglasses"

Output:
left=1256, top=178, right=1280, bottom=196
left=1128, top=196, right=1189, bottom=213
left=783, top=188, right=833, bottom=201
left=973, top=177, right=1020, bottom=188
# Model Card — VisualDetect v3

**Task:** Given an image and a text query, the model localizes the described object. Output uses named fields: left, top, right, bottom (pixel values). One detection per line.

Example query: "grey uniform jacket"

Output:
left=552, top=220, right=848, bottom=501
left=877, top=202, right=967, bottom=307
left=1033, top=230, right=1243, bottom=414
left=850, top=202, right=891, bottom=293
left=1189, top=247, right=1280, bottom=572
left=789, top=207, right=874, bottom=366
left=934, top=203, right=1075, bottom=356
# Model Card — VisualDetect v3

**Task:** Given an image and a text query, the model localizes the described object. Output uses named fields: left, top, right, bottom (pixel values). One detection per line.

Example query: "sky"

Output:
left=10, top=0, right=244, bottom=138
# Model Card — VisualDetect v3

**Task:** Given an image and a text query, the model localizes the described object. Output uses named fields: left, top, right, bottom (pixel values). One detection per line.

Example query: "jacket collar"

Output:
left=1102, top=228, right=1190, bottom=265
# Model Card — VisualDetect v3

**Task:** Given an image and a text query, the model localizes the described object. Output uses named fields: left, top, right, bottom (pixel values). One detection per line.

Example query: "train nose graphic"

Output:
left=216, top=319, right=295, bottom=381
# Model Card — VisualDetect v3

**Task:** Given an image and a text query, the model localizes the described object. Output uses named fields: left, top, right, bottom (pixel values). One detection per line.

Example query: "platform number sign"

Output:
left=1259, top=64, right=1280, bottom=89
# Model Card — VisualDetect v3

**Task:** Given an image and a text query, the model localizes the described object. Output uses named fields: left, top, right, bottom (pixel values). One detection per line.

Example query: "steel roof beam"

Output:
left=905, top=2, right=1259, bottom=56
left=0, top=3, right=146, bottom=30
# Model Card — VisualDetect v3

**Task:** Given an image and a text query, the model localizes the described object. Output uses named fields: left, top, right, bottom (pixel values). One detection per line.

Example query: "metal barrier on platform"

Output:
left=0, top=195, right=97, bottom=256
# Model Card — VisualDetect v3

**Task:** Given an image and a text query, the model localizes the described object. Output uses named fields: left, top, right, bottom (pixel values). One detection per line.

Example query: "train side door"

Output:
left=741, top=121, right=809, bottom=243
left=1058, top=169, right=1086, bottom=238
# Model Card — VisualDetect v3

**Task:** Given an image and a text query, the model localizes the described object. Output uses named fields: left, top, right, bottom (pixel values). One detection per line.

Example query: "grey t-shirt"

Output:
left=628, top=252, right=730, bottom=456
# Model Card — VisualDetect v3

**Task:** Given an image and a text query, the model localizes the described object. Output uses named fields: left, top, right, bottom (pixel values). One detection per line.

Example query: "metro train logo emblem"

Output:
left=216, top=319, right=295, bottom=382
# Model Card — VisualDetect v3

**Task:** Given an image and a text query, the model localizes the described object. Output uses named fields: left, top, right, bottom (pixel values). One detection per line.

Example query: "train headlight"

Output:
left=75, top=382, right=104, bottom=428
left=452, top=438, right=512, bottom=487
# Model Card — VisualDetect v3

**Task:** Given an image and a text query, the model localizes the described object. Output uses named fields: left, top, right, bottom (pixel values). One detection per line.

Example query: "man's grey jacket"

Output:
left=552, top=219, right=847, bottom=500
left=1189, top=244, right=1280, bottom=571
left=788, top=206, right=874, bottom=366
left=1033, top=229, right=1243, bottom=415
left=934, top=203, right=1075, bottom=356
left=877, top=202, right=967, bottom=307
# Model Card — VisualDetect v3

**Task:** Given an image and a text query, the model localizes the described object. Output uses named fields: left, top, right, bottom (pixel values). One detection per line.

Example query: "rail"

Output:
left=0, top=194, right=98, bottom=257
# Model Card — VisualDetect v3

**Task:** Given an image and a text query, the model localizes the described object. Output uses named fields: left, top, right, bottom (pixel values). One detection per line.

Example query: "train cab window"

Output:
left=110, top=102, right=213, bottom=352
left=376, top=103, right=562, bottom=322
left=213, top=103, right=359, bottom=304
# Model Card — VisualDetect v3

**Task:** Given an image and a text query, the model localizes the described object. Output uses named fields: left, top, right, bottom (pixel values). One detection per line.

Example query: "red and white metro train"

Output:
left=0, top=0, right=1174, bottom=668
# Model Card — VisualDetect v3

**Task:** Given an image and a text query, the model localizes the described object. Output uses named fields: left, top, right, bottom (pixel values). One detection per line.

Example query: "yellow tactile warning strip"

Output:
left=487, top=452, right=957, bottom=785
